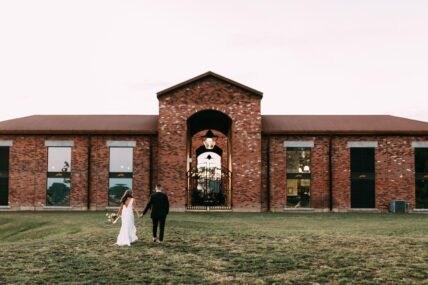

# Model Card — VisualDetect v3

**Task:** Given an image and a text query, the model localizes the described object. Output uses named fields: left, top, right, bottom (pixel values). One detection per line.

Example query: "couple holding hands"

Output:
left=114, top=184, right=169, bottom=246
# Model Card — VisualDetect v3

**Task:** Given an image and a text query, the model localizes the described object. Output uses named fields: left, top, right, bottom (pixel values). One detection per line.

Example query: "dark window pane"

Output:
left=287, top=173, right=311, bottom=180
left=108, top=178, right=132, bottom=206
left=109, top=148, right=133, bottom=173
left=415, top=148, right=428, bottom=174
left=0, top=147, right=9, bottom=206
left=47, top=172, right=71, bottom=178
left=350, top=173, right=375, bottom=180
left=0, top=177, right=8, bottom=206
left=350, top=148, right=375, bottom=174
left=416, top=179, right=428, bottom=209
left=46, top=178, right=70, bottom=206
left=351, top=179, right=375, bottom=208
left=286, top=178, right=311, bottom=208
left=48, top=147, right=71, bottom=173
left=286, top=148, right=311, bottom=173
left=0, top=147, right=9, bottom=173
left=109, top=172, right=133, bottom=178
left=350, top=148, right=375, bottom=208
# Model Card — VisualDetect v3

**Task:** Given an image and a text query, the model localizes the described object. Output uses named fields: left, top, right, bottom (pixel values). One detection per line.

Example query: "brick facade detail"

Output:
left=157, top=76, right=262, bottom=212
left=265, top=135, right=428, bottom=212
left=0, top=135, right=152, bottom=210
left=2, top=134, right=426, bottom=212
left=0, top=74, right=427, bottom=212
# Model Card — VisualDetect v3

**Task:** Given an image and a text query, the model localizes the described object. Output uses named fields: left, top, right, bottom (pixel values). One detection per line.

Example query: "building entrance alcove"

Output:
left=186, top=110, right=232, bottom=210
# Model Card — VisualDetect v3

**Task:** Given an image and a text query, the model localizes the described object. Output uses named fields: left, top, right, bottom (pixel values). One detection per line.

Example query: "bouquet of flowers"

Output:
left=106, top=213, right=118, bottom=224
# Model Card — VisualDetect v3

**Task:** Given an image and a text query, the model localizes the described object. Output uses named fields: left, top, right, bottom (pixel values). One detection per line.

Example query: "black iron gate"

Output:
left=186, top=166, right=232, bottom=210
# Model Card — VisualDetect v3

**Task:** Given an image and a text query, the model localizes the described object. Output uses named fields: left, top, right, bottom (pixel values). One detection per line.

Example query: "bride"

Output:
left=113, top=190, right=142, bottom=246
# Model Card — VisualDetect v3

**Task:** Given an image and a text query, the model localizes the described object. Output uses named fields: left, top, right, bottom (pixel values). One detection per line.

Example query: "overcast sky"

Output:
left=1, top=0, right=427, bottom=122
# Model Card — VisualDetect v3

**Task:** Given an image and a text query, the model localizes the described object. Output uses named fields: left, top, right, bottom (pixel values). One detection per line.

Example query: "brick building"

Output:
left=0, top=72, right=427, bottom=212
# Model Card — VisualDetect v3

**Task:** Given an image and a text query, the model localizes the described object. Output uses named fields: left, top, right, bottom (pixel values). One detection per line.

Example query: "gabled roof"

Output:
left=0, top=115, right=158, bottom=135
left=0, top=114, right=427, bottom=135
left=156, top=71, right=263, bottom=98
left=262, top=115, right=428, bottom=135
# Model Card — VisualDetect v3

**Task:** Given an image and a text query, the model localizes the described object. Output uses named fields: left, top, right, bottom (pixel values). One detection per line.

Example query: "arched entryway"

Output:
left=186, top=110, right=232, bottom=210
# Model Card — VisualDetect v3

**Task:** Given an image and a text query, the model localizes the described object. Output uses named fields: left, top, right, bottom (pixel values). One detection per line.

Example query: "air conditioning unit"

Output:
left=389, top=200, right=408, bottom=213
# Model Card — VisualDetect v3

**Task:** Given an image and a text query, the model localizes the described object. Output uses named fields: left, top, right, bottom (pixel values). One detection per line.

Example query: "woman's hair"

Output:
left=120, top=190, right=133, bottom=205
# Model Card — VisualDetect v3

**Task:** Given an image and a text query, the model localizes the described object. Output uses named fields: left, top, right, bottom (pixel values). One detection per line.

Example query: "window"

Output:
left=286, top=148, right=311, bottom=208
left=0, top=147, right=9, bottom=206
left=108, top=147, right=133, bottom=206
left=415, top=148, right=428, bottom=209
left=47, top=147, right=71, bottom=206
left=350, top=148, right=375, bottom=208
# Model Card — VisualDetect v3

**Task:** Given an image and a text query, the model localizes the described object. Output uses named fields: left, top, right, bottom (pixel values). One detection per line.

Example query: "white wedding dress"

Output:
left=116, top=198, right=138, bottom=246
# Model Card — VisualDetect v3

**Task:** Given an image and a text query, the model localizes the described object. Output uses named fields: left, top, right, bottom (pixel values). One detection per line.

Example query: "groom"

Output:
left=142, top=184, right=169, bottom=243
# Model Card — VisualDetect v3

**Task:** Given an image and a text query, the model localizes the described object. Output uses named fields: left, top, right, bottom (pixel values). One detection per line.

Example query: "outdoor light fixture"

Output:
left=203, top=129, right=217, bottom=150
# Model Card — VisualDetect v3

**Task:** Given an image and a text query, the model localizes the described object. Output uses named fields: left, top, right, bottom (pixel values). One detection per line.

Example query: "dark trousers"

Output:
left=152, top=217, right=166, bottom=241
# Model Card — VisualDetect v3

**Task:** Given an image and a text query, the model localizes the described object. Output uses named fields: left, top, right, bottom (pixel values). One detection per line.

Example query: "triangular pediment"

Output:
left=156, top=71, right=263, bottom=98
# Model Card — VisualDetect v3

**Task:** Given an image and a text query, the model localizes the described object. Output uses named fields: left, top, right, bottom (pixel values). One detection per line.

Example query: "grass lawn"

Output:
left=0, top=212, right=427, bottom=285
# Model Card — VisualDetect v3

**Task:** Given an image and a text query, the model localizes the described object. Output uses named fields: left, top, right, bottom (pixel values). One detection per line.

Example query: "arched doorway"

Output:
left=186, top=110, right=232, bottom=210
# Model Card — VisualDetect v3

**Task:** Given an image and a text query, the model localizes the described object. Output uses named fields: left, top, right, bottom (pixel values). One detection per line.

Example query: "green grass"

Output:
left=1, top=212, right=428, bottom=284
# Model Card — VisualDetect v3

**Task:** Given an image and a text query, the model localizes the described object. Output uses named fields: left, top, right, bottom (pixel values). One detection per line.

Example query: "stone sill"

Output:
left=0, top=206, right=11, bottom=209
left=186, top=209, right=233, bottom=212
left=349, top=208, right=380, bottom=213
left=43, top=206, right=73, bottom=210
left=283, top=208, right=315, bottom=212
left=412, top=209, right=428, bottom=213
left=105, top=207, right=120, bottom=210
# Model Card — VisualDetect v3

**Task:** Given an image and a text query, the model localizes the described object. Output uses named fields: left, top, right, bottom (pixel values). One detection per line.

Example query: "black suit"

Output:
left=143, top=191, right=169, bottom=241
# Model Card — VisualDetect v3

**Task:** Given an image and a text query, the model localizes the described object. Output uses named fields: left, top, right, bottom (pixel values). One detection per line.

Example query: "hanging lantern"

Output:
left=203, top=129, right=217, bottom=150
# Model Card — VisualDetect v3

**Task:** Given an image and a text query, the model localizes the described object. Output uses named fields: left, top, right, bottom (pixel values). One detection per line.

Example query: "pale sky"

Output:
left=1, top=0, right=427, bottom=122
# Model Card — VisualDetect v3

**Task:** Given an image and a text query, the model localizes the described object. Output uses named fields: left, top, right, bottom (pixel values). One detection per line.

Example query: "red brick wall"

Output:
left=0, top=135, right=152, bottom=210
left=266, top=136, right=330, bottom=212
left=150, top=135, right=159, bottom=194
left=310, top=137, right=330, bottom=209
left=267, top=136, right=286, bottom=211
left=261, top=136, right=269, bottom=211
left=331, top=137, right=350, bottom=211
left=88, top=136, right=151, bottom=210
left=331, top=136, right=424, bottom=211
left=264, top=135, right=428, bottom=212
left=157, top=76, right=262, bottom=211
left=8, top=136, right=46, bottom=210
left=1, top=135, right=89, bottom=210
left=1, top=133, right=427, bottom=212
left=375, top=137, right=415, bottom=210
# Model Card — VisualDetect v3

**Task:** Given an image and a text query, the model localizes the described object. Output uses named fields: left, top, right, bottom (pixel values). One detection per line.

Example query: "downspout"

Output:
left=267, top=135, right=271, bottom=212
left=87, top=135, right=91, bottom=211
left=329, top=135, right=333, bottom=211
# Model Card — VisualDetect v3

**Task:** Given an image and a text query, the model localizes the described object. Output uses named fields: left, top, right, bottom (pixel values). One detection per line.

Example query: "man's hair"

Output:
left=155, top=184, right=162, bottom=191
